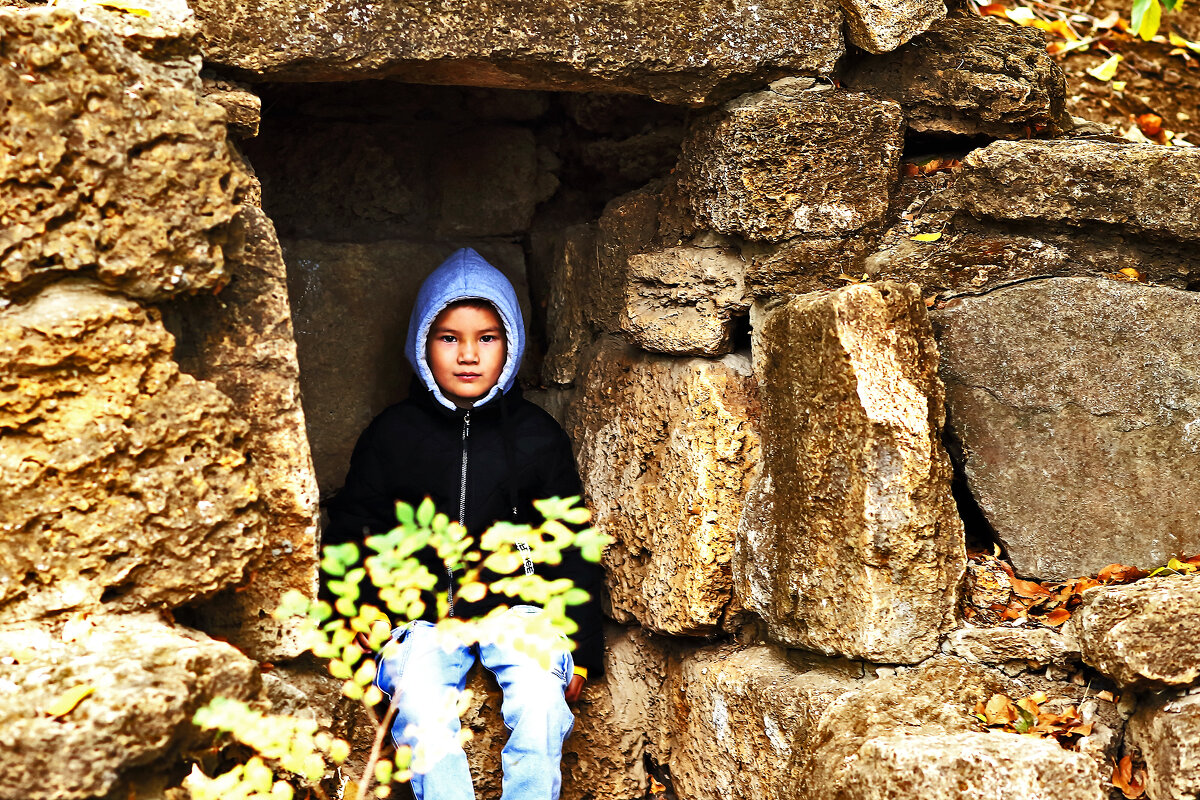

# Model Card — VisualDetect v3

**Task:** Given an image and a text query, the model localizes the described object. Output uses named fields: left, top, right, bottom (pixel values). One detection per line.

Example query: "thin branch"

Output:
left=354, top=699, right=399, bottom=799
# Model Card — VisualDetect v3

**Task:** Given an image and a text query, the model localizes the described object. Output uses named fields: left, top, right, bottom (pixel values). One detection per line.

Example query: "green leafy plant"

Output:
left=1130, top=0, right=1181, bottom=41
left=188, top=495, right=609, bottom=800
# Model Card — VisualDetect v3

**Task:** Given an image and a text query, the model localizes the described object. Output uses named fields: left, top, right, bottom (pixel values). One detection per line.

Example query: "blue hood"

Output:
left=404, top=248, right=525, bottom=411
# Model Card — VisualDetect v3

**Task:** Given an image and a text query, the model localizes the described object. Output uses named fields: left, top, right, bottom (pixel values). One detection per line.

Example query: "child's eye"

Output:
left=480, top=334, right=501, bottom=343
left=438, top=334, right=457, bottom=343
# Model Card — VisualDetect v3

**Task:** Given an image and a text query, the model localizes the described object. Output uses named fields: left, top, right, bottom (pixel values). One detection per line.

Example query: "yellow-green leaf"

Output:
left=1135, top=0, right=1162, bottom=40
left=46, top=684, right=95, bottom=718
left=1085, top=53, right=1123, bottom=82
left=911, top=231, right=943, bottom=242
left=93, top=0, right=152, bottom=16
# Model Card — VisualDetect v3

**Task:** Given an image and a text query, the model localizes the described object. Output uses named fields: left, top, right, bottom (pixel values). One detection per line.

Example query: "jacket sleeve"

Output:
left=537, top=429, right=607, bottom=679
left=321, top=416, right=406, bottom=611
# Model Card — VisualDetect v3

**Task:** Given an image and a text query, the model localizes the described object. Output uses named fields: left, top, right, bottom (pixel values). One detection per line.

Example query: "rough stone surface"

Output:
left=1127, top=690, right=1200, bottom=800
left=838, top=732, right=1103, bottom=800
left=838, top=0, right=945, bottom=53
left=800, top=657, right=1113, bottom=799
left=957, top=140, right=1200, bottom=241
left=1071, top=575, right=1200, bottom=689
left=592, top=185, right=665, bottom=334
left=0, top=7, right=238, bottom=300
left=742, top=236, right=875, bottom=300
left=669, top=646, right=863, bottom=800
left=0, top=613, right=260, bottom=800
left=673, top=86, right=905, bottom=241
left=0, top=281, right=263, bottom=619
left=202, top=77, right=262, bottom=139
left=569, top=338, right=760, bottom=635
left=620, top=244, right=749, bottom=357
left=170, top=202, right=320, bottom=661
left=933, top=278, right=1200, bottom=580
left=463, top=625, right=673, bottom=800
left=737, top=282, right=964, bottom=663
left=248, top=119, right=556, bottom=243
left=284, top=239, right=528, bottom=492
left=943, top=626, right=1080, bottom=673
left=49, top=0, right=199, bottom=64
left=190, top=0, right=845, bottom=105
left=542, top=224, right=599, bottom=387
left=845, top=15, right=1068, bottom=136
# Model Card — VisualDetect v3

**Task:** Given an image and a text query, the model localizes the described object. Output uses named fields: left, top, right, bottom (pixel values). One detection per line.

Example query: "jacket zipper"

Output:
left=447, top=410, right=470, bottom=617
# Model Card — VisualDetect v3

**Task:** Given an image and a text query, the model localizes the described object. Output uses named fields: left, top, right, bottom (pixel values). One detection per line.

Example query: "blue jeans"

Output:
left=375, top=606, right=576, bottom=800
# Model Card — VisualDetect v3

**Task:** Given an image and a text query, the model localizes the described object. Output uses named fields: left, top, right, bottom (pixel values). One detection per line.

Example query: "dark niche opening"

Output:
left=239, top=81, right=688, bottom=495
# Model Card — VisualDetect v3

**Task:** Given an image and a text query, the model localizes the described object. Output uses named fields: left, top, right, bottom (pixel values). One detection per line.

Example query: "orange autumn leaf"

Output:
left=1098, top=563, right=1149, bottom=583
left=1043, top=607, right=1072, bottom=627
left=1137, top=113, right=1164, bottom=136
left=1112, top=755, right=1148, bottom=799
left=978, top=2, right=1011, bottom=17
left=1031, top=18, right=1080, bottom=40
left=1011, top=576, right=1052, bottom=598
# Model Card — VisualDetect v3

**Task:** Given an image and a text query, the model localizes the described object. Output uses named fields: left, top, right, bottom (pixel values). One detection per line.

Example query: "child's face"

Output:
left=427, top=304, right=507, bottom=408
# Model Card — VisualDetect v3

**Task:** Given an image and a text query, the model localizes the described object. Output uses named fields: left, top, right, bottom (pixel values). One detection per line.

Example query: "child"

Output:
left=323, top=247, right=604, bottom=800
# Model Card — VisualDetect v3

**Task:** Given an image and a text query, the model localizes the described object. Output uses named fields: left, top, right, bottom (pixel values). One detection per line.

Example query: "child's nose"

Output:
left=460, top=341, right=478, bottom=362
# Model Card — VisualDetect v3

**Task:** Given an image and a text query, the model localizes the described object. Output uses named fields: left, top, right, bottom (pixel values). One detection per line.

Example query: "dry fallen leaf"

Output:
left=649, top=776, right=666, bottom=795
left=1136, top=114, right=1164, bottom=137
left=1086, top=53, right=1124, bottom=81
left=45, top=684, right=95, bottom=718
left=1112, top=754, right=1148, bottom=799
left=911, top=231, right=943, bottom=242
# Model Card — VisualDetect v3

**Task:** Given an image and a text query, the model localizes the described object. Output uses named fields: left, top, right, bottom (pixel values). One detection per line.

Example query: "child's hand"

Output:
left=565, top=674, right=585, bottom=703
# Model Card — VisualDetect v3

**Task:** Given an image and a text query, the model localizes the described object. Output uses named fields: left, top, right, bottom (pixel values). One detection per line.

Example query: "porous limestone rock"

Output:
left=839, top=732, right=1104, bottom=800
left=620, top=244, right=749, bottom=357
left=1071, top=575, right=1200, bottom=689
left=933, top=278, right=1200, bottom=580
left=943, top=626, right=1080, bottom=674
left=800, top=657, right=1086, bottom=798
left=0, top=7, right=238, bottom=299
left=742, top=236, right=874, bottom=300
left=569, top=338, right=760, bottom=635
left=1127, top=690, right=1200, bottom=800
left=48, top=0, right=198, bottom=64
left=0, top=281, right=263, bottom=618
left=170, top=203, right=319, bottom=661
left=190, top=0, right=845, bottom=105
left=542, top=224, right=598, bottom=386
left=957, top=140, right=1200, bottom=241
left=669, top=646, right=863, bottom=800
left=844, top=15, right=1068, bottom=137
left=838, top=0, right=945, bottom=53
left=464, top=625, right=674, bottom=800
left=0, top=613, right=260, bottom=800
left=737, top=282, right=964, bottom=663
left=592, top=185, right=665, bottom=334
left=672, top=85, right=905, bottom=241
left=284, top=239, right=528, bottom=491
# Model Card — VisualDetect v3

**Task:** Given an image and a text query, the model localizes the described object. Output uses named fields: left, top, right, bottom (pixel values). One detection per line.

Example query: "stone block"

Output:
left=943, top=626, right=1080, bottom=673
left=957, top=140, right=1200, bottom=241
left=169, top=203, right=320, bottom=661
left=282, top=239, right=528, bottom=492
left=189, top=0, right=845, bottom=105
left=737, top=282, right=964, bottom=664
left=0, top=7, right=238, bottom=300
left=845, top=15, right=1068, bottom=136
left=542, top=224, right=599, bottom=386
left=1071, top=575, right=1200, bottom=690
left=840, top=732, right=1104, bottom=800
left=673, top=86, right=904, bottom=241
left=620, top=244, right=749, bottom=357
left=933, top=278, right=1200, bottom=580
left=593, top=185, right=665, bottom=333
left=569, top=338, right=760, bottom=635
left=1127, top=691, right=1200, bottom=800
left=0, top=613, right=260, bottom=800
left=247, top=120, right=554, bottom=242
left=837, top=0, right=945, bottom=53
left=669, top=646, right=863, bottom=800
left=0, top=281, right=263, bottom=619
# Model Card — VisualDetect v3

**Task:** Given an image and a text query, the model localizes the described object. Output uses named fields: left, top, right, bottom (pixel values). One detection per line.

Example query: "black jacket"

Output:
left=323, top=378, right=605, bottom=676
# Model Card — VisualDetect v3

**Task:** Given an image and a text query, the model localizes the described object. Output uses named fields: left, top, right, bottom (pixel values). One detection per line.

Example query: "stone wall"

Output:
left=3, top=1, right=1200, bottom=799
